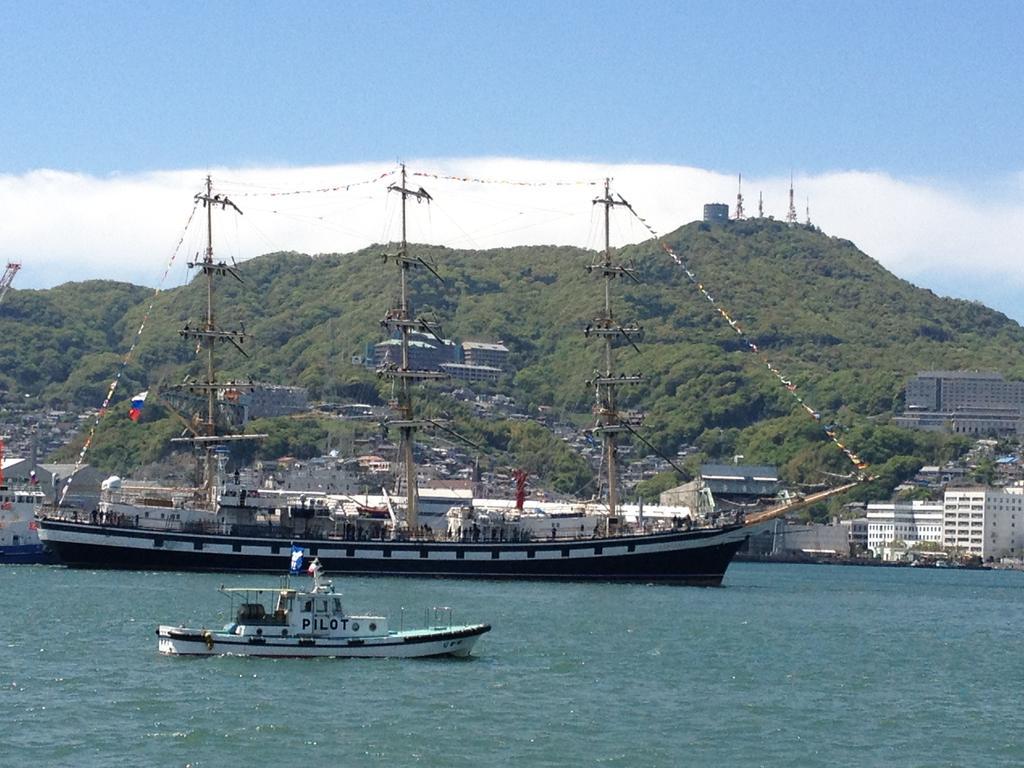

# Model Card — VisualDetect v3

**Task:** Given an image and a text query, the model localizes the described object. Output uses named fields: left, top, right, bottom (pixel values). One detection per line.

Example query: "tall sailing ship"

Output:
left=38, top=171, right=770, bottom=584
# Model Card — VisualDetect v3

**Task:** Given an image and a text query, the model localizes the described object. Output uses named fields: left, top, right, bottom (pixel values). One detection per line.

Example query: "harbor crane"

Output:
left=0, top=262, right=21, bottom=307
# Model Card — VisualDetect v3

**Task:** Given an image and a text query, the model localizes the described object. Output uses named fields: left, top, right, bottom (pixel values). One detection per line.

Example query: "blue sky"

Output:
left=4, top=1, right=1021, bottom=179
left=2, top=2, right=1024, bottom=321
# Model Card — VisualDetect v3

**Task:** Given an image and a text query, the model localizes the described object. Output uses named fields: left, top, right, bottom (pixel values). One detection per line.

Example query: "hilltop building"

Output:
left=440, top=340, right=511, bottom=383
left=896, top=371, right=1024, bottom=436
left=219, top=384, right=309, bottom=426
left=440, top=363, right=502, bottom=383
left=373, top=334, right=512, bottom=383
left=374, top=331, right=458, bottom=371
left=461, top=341, right=509, bottom=369
left=702, top=203, right=729, bottom=223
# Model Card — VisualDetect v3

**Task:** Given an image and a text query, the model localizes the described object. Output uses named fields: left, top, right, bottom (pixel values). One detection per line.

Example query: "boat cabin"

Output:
left=220, top=583, right=389, bottom=640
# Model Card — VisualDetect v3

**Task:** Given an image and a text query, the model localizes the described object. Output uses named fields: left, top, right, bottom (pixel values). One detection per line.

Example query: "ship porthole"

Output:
left=369, top=623, right=377, bottom=632
left=352, top=622, right=360, bottom=631
left=282, top=629, right=288, bottom=637
left=256, top=628, right=263, bottom=636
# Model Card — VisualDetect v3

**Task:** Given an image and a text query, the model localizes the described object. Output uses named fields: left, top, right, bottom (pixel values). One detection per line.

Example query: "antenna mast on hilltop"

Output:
left=806, top=196, right=812, bottom=226
left=786, top=172, right=798, bottom=225
left=734, top=174, right=745, bottom=220
left=758, top=191, right=764, bottom=218
left=587, top=179, right=644, bottom=525
left=380, top=164, right=446, bottom=530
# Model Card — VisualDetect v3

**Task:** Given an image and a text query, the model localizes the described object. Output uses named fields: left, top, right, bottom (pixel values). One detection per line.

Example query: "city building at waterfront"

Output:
left=942, top=485, right=1024, bottom=560
left=865, top=500, right=944, bottom=558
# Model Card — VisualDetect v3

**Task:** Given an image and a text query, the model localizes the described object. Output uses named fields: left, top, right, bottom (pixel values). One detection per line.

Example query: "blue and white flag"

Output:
left=289, top=544, right=304, bottom=575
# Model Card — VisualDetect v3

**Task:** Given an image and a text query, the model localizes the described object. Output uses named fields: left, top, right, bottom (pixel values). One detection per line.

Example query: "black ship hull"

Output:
left=37, top=518, right=750, bottom=585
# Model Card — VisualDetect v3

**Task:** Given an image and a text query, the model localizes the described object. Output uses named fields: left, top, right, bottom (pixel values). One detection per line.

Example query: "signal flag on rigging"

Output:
left=128, top=391, right=148, bottom=422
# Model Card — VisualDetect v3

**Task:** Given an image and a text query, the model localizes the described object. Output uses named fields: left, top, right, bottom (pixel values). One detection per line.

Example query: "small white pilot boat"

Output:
left=157, top=558, right=490, bottom=658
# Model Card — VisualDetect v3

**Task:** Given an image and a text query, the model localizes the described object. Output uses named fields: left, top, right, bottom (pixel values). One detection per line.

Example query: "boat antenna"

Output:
left=380, top=164, right=446, bottom=530
left=586, top=178, right=643, bottom=527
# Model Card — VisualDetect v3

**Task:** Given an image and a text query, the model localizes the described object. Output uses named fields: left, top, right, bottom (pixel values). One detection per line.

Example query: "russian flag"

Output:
left=128, top=391, right=148, bottom=422
left=289, top=544, right=304, bottom=575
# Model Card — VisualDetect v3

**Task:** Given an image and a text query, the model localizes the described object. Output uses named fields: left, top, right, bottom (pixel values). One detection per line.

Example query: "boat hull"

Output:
left=0, top=543, right=56, bottom=565
left=157, top=623, right=490, bottom=658
left=38, top=518, right=749, bottom=584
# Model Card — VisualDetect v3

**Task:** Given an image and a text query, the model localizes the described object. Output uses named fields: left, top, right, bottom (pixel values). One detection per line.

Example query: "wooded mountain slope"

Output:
left=3, top=219, right=1019, bottom=489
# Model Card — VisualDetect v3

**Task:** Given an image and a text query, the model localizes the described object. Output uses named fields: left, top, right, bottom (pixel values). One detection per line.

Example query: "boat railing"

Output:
left=40, top=503, right=729, bottom=542
left=103, top=485, right=200, bottom=509
left=427, top=606, right=454, bottom=629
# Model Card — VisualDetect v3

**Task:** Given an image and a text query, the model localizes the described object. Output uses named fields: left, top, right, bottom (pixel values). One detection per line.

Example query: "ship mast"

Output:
left=380, top=164, right=446, bottom=530
left=587, top=179, right=643, bottom=524
left=173, top=176, right=262, bottom=507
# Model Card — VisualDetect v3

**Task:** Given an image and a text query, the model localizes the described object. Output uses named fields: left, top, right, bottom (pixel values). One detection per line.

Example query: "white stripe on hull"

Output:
left=42, top=524, right=748, bottom=560
left=157, top=631, right=483, bottom=658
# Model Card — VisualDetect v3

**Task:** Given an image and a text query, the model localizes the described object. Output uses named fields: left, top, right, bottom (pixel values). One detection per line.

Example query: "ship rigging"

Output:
left=35, top=170, right=861, bottom=582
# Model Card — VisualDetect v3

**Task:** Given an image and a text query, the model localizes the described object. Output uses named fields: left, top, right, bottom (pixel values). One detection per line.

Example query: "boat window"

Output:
left=333, top=598, right=342, bottom=612
left=301, top=599, right=312, bottom=612
left=317, top=599, right=329, bottom=613
left=238, top=602, right=266, bottom=621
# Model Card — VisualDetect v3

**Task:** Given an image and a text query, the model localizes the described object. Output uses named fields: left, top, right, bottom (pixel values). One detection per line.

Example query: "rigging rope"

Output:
left=621, top=207, right=869, bottom=473
left=379, top=169, right=866, bottom=473
left=57, top=203, right=200, bottom=506
left=410, top=170, right=602, bottom=187
left=225, top=168, right=399, bottom=197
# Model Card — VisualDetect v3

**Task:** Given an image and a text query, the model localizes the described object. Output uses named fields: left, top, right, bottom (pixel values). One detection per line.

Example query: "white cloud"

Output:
left=3, top=158, right=1023, bottom=321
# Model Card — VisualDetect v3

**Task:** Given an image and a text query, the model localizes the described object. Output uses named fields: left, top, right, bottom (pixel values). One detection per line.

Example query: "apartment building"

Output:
left=943, top=486, right=1024, bottom=560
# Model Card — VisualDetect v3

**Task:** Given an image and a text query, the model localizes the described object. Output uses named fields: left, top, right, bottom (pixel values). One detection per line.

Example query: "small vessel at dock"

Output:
left=0, top=451, right=50, bottom=564
left=157, top=557, right=490, bottom=658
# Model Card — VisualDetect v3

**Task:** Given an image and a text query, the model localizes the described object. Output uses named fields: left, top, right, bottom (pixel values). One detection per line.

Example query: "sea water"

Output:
left=2, top=563, right=1023, bottom=767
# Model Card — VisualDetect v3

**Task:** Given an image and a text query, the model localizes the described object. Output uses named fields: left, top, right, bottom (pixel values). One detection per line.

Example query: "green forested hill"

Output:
left=4, top=219, right=1020, bottom=492
left=0, top=280, right=152, bottom=402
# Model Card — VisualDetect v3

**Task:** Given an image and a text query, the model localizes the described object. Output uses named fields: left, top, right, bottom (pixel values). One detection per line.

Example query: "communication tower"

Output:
left=734, top=174, right=745, bottom=220
left=758, top=191, right=764, bottom=218
left=785, top=173, right=798, bottom=225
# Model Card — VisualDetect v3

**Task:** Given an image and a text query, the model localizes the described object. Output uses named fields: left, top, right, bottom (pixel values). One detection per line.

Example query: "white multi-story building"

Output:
left=865, top=500, right=944, bottom=557
left=943, top=486, right=1024, bottom=560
